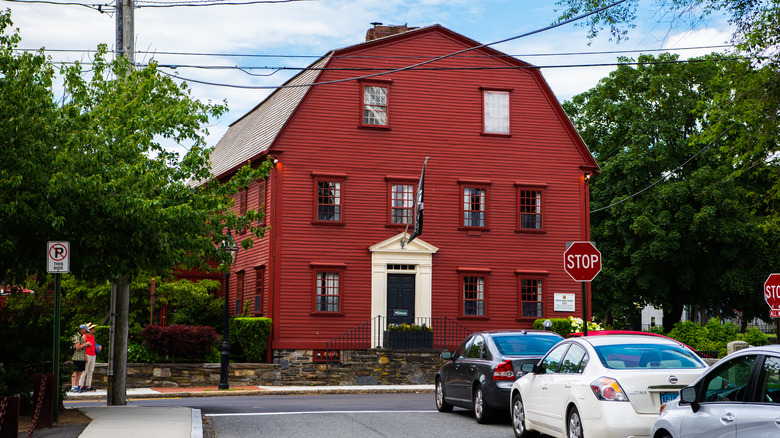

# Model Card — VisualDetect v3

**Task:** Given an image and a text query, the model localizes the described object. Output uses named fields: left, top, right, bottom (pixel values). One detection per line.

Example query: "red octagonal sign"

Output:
left=765, top=274, right=780, bottom=318
left=564, top=241, right=602, bottom=282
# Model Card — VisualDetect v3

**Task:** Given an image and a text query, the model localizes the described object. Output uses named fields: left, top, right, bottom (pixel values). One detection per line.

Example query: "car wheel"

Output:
left=567, top=406, right=583, bottom=438
left=473, top=384, right=494, bottom=424
left=435, top=378, right=453, bottom=412
left=511, top=393, right=537, bottom=437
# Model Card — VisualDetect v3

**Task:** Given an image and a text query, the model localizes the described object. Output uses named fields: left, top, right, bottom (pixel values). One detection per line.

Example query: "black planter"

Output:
left=383, top=331, right=434, bottom=349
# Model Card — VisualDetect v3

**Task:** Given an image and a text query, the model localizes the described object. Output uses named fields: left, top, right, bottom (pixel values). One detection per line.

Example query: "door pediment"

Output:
left=369, top=233, right=438, bottom=254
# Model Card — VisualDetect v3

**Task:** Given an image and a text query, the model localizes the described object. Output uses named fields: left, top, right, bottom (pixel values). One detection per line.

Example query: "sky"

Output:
left=5, top=0, right=735, bottom=152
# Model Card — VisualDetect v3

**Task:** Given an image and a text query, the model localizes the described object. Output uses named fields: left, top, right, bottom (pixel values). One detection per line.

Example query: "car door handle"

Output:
left=775, top=417, right=780, bottom=426
left=721, top=413, right=735, bottom=424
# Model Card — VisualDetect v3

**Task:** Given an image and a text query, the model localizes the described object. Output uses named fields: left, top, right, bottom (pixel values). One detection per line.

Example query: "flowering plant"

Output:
left=568, top=316, right=603, bottom=333
left=387, top=323, right=432, bottom=332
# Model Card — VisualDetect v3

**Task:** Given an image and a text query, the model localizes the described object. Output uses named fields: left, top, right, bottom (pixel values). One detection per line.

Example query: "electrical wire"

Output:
left=134, top=0, right=314, bottom=8
left=157, top=0, right=633, bottom=90
left=15, top=44, right=735, bottom=60
left=589, top=127, right=729, bottom=214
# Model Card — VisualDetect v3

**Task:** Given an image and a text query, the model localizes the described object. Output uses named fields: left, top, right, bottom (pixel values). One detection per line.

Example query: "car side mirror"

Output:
left=521, top=362, right=536, bottom=374
left=441, top=351, right=453, bottom=360
left=680, top=386, right=700, bottom=413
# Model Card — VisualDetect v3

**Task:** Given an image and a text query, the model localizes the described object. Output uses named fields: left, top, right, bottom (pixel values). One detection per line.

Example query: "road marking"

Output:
left=205, top=410, right=436, bottom=417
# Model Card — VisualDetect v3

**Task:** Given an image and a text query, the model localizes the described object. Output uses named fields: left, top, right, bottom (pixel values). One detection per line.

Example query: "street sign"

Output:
left=47, top=241, right=70, bottom=273
left=564, top=241, right=602, bottom=282
left=764, top=274, right=780, bottom=317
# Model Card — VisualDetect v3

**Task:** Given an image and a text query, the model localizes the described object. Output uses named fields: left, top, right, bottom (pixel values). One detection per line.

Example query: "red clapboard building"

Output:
left=205, top=24, right=598, bottom=356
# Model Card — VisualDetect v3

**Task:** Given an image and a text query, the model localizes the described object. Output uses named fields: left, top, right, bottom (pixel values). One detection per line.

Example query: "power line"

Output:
left=135, top=0, right=313, bottom=7
left=159, top=0, right=632, bottom=90
left=15, top=44, right=735, bottom=60
left=2, top=0, right=309, bottom=6
left=149, top=56, right=748, bottom=88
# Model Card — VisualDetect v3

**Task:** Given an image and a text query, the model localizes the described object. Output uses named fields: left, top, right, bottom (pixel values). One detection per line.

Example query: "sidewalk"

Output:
left=64, top=384, right=433, bottom=400
left=38, top=384, right=434, bottom=437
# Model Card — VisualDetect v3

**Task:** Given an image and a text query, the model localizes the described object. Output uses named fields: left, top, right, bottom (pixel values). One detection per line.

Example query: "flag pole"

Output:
left=403, top=157, right=428, bottom=248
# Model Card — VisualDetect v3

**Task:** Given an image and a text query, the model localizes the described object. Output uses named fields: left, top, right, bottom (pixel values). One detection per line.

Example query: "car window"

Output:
left=592, top=343, right=707, bottom=369
left=493, top=334, right=561, bottom=356
left=559, top=344, right=588, bottom=374
left=700, top=354, right=755, bottom=403
left=455, top=336, right=473, bottom=359
left=468, top=335, right=485, bottom=359
left=756, top=356, right=780, bottom=404
left=540, top=343, right=570, bottom=374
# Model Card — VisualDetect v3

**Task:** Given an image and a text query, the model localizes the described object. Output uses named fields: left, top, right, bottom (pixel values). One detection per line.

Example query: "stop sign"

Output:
left=564, top=241, right=602, bottom=282
left=765, top=274, right=780, bottom=317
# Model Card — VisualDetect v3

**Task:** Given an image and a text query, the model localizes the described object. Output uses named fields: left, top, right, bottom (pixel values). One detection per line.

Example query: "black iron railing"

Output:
left=324, top=316, right=472, bottom=369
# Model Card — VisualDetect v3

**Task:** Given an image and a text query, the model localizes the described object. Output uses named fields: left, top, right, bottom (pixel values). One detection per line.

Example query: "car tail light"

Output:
left=493, top=360, right=515, bottom=380
left=590, top=377, right=629, bottom=401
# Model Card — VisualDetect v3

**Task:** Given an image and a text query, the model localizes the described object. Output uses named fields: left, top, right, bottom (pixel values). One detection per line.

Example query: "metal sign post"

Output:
left=47, top=241, right=70, bottom=422
left=564, top=241, right=602, bottom=336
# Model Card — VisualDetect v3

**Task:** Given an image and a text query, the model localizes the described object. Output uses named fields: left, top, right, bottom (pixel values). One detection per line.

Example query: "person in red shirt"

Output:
left=77, top=324, right=97, bottom=392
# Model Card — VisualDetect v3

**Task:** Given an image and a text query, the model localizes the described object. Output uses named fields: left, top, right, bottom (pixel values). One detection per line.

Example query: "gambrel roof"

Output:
left=209, top=54, right=332, bottom=179
left=208, top=24, right=597, bottom=180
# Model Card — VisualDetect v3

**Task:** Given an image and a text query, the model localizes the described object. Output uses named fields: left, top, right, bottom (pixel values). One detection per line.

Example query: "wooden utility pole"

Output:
left=116, top=0, right=134, bottom=65
left=108, top=275, right=131, bottom=406
left=107, top=0, right=133, bottom=407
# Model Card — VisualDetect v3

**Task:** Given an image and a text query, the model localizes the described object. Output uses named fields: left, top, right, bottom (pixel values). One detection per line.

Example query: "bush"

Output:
left=127, top=341, right=162, bottom=363
left=142, top=324, right=219, bottom=362
left=0, top=293, right=61, bottom=414
left=668, top=320, right=706, bottom=349
left=533, top=318, right=574, bottom=338
left=742, top=327, right=770, bottom=346
left=231, top=317, right=272, bottom=362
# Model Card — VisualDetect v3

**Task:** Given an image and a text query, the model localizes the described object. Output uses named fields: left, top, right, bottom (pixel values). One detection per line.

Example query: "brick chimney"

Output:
left=365, top=22, right=418, bottom=41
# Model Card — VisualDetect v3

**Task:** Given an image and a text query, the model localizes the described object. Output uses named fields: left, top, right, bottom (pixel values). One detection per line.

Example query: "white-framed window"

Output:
left=483, top=90, right=509, bottom=134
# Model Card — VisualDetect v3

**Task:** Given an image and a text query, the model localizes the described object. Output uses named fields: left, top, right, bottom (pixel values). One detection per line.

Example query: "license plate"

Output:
left=660, top=392, right=678, bottom=404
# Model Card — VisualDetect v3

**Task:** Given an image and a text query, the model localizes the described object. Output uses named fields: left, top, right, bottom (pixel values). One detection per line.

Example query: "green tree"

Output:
left=563, top=53, right=780, bottom=329
left=556, top=0, right=780, bottom=226
left=0, top=9, right=271, bottom=404
left=0, top=10, right=271, bottom=286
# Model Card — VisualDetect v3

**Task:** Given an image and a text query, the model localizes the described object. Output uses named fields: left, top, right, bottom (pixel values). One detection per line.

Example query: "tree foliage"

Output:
left=564, top=53, right=780, bottom=329
left=0, top=9, right=272, bottom=287
left=556, top=0, right=780, bottom=224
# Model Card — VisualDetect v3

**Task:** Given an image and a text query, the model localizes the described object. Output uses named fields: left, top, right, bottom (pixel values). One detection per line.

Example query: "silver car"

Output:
left=651, top=344, right=780, bottom=438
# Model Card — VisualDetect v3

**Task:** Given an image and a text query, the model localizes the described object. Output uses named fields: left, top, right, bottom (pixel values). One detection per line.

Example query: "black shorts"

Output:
left=73, top=360, right=86, bottom=372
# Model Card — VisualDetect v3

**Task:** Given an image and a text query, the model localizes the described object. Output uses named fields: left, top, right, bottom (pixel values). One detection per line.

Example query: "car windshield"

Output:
left=493, top=334, right=560, bottom=356
left=593, top=343, right=706, bottom=369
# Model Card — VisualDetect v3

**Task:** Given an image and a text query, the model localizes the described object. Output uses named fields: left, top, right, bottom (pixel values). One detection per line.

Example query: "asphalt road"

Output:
left=68, top=393, right=516, bottom=437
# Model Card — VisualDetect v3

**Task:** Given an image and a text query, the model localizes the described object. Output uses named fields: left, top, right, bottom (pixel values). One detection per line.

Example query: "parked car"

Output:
left=651, top=344, right=780, bottom=438
left=511, top=334, right=709, bottom=438
left=435, top=329, right=562, bottom=423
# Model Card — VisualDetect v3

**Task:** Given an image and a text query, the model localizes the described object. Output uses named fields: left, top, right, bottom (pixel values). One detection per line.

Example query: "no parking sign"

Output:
left=47, top=241, right=70, bottom=273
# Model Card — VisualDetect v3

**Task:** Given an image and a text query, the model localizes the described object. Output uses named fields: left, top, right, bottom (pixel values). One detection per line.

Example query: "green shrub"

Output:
left=533, top=318, right=574, bottom=338
left=127, top=341, right=162, bottom=363
left=231, top=317, right=272, bottom=362
left=668, top=320, right=706, bottom=349
left=742, top=327, right=770, bottom=346
left=645, top=326, right=666, bottom=335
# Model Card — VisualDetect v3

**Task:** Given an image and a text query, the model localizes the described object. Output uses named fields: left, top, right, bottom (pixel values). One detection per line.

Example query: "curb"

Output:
left=64, top=385, right=435, bottom=401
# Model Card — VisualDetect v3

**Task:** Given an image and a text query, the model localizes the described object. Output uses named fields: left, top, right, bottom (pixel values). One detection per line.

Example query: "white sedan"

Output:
left=510, top=334, right=708, bottom=438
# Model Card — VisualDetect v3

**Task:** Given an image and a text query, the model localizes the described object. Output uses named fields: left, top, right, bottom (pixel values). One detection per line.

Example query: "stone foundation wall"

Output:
left=90, top=349, right=445, bottom=388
